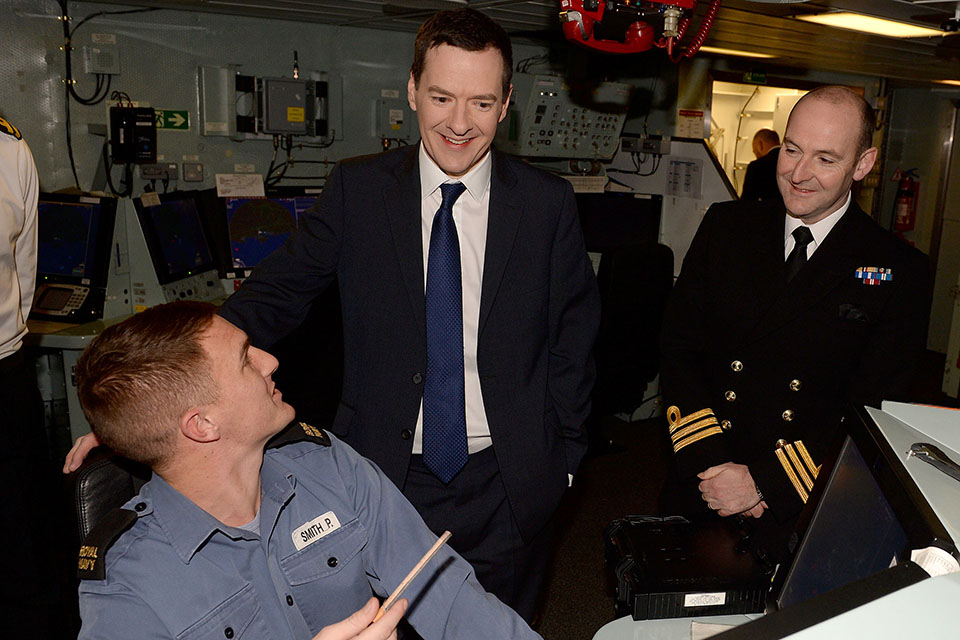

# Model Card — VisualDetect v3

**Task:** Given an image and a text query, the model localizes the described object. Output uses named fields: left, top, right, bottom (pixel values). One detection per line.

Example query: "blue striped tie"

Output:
left=422, top=182, right=468, bottom=484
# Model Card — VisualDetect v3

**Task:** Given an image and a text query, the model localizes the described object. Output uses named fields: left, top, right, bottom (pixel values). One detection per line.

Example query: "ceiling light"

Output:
left=795, top=12, right=948, bottom=38
left=935, top=79, right=960, bottom=86
left=699, top=46, right=776, bottom=59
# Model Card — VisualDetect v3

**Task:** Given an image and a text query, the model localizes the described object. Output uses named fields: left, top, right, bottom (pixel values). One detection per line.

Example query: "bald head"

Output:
left=752, top=129, right=780, bottom=158
left=792, top=86, right=875, bottom=154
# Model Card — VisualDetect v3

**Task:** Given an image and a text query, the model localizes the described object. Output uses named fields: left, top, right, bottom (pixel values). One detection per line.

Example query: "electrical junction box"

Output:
left=109, top=106, right=157, bottom=164
left=262, top=77, right=311, bottom=135
left=82, top=44, right=120, bottom=75
left=376, top=96, right=412, bottom=140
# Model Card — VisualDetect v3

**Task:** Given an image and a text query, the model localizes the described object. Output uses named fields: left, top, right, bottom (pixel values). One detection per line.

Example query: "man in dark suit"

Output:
left=660, top=86, right=929, bottom=558
left=740, top=128, right=781, bottom=204
left=219, top=9, right=599, bottom=620
left=65, top=9, right=597, bottom=622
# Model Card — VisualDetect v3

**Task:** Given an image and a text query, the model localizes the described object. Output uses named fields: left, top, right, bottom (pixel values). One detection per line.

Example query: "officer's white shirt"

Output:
left=0, top=130, right=39, bottom=361
left=783, top=191, right=851, bottom=260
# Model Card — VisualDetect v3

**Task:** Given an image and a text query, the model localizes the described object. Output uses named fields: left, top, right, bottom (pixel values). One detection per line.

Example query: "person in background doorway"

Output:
left=740, top=128, right=782, bottom=205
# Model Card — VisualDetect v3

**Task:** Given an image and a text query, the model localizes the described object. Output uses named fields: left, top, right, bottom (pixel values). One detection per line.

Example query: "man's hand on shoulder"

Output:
left=312, top=597, right=408, bottom=640
left=698, top=462, right=765, bottom=517
left=63, top=432, right=102, bottom=473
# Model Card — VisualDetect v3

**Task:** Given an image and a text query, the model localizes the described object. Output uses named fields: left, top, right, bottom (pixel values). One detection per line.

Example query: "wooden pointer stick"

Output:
left=373, top=530, right=452, bottom=623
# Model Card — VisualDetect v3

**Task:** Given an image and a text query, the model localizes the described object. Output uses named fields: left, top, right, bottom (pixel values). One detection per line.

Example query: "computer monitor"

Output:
left=769, top=404, right=957, bottom=612
left=132, top=191, right=217, bottom=286
left=32, top=193, right=118, bottom=322
left=224, top=187, right=320, bottom=270
left=197, top=186, right=321, bottom=278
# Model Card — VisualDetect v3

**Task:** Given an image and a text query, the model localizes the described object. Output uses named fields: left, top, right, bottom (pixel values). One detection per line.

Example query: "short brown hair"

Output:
left=410, top=8, right=513, bottom=101
left=75, top=301, right=220, bottom=468
left=794, top=85, right=875, bottom=155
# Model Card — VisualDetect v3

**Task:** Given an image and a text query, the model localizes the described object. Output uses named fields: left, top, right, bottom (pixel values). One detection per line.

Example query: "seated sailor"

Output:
left=73, top=301, right=540, bottom=640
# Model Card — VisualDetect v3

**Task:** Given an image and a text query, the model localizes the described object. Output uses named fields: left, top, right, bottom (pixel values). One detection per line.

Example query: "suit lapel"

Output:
left=749, top=202, right=867, bottom=341
left=479, top=151, right=522, bottom=337
left=383, top=146, right=426, bottom=339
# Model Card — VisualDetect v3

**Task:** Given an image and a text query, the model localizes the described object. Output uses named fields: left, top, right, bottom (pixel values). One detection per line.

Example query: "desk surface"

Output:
left=592, top=614, right=758, bottom=640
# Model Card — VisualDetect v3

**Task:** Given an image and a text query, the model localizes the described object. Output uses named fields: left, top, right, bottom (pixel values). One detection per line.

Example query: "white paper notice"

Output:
left=140, top=191, right=161, bottom=208
left=911, top=546, right=960, bottom=576
left=690, top=621, right=736, bottom=640
left=215, top=173, right=265, bottom=198
left=677, top=109, right=705, bottom=138
left=667, top=158, right=703, bottom=199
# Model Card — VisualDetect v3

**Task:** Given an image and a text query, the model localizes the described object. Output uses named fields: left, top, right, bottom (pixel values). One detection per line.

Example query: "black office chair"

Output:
left=68, top=446, right=151, bottom=542
left=592, top=242, right=675, bottom=418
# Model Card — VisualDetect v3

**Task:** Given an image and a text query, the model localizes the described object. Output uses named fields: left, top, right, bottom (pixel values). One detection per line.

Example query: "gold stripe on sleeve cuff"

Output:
left=785, top=444, right=814, bottom=491
left=776, top=446, right=809, bottom=503
left=670, top=417, right=720, bottom=444
left=674, top=426, right=723, bottom=453
left=795, top=440, right=821, bottom=480
left=667, top=406, right=717, bottom=434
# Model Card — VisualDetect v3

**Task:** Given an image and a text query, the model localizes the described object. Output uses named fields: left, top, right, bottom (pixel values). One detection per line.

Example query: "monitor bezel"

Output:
left=767, top=403, right=958, bottom=613
left=213, top=185, right=323, bottom=277
left=35, top=192, right=118, bottom=289
left=132, top=190, right=217, bottom=285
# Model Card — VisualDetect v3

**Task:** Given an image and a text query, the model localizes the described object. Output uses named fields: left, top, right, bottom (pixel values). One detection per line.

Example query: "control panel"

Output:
left=157, top=271, right=223, bottom=304
left=495, top=74, right=630, bottom=159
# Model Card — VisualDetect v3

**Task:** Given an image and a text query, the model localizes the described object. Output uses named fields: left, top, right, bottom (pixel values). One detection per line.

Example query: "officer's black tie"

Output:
left=785, top=225, right=814, bottom=282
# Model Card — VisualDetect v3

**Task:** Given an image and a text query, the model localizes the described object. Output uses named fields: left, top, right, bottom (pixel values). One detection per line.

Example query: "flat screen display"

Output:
left=224, top=195, right=316, bottom=268
left=35, top=194, right=116, bottom=289
left=135, top=192, right=217, bottom=285
left=776, top=435, right=908, bottom=609
left=37, top=200, right=103, bottom=281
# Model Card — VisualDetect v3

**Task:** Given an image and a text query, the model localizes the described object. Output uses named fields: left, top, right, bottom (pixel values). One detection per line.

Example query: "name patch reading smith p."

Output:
left=292, top=511, right=341, bottom=551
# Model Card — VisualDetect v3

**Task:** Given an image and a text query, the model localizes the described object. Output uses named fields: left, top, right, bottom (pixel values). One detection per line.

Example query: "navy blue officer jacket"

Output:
left=660, top=198, right=930, bottom=522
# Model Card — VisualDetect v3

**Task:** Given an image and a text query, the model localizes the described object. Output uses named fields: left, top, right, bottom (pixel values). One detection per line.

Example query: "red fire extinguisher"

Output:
left=893, top=169, right=919, bottom=232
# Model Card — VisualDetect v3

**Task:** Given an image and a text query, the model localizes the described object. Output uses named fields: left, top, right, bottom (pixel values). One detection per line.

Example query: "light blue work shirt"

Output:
left=78, top=435, right=540, bottom=639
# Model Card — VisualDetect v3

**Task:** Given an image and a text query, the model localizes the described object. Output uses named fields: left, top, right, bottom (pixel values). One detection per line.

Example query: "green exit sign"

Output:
left=155, top=109, right=189, bottom=130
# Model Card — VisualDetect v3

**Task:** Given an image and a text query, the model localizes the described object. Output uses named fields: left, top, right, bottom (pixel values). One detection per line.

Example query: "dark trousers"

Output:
left=0, top=351, right=64, bottom=637
left=403, top=447, right=552, bottom=623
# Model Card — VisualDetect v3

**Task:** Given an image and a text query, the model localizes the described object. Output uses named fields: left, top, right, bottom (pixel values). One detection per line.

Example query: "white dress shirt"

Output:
left=413, top=145, right=492, bottom=454
left=0, top=130, right=38, bottom=361
left=783, top=191, right=851, bottom=260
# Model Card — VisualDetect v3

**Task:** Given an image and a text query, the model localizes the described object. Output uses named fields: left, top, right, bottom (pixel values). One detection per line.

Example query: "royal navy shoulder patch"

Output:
left=0, top=117, right=22, bottom=140
left=267, top=420, right=332, bottom=449
left=855, top=266, right=893, bottom=286
left=78, top=508, right=138, bottom=580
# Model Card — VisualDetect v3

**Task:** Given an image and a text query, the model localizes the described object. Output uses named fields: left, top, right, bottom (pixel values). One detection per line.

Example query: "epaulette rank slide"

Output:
left=775, top=439, right=820, bottom=503
left=78, top=508, right=138, bottom=580
left=668, top=406, right=722, bottom=453
left=0, top=117, right=22, bottom=140
left=267, top=420, right=332, bottom=449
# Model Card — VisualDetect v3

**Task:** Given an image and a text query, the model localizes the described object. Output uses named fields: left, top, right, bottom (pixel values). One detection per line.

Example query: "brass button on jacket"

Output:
left=730, top=360, right=743, bottom=372
left=724, top=390, right=737, bottom=402
left=789, top=379, right=802, bottom=391
left=782, top=409, right=794, bottom=422
left=721, top=419, right=733, bottom=431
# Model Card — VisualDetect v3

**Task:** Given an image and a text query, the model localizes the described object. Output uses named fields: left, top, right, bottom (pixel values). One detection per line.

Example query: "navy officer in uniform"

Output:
left=73, top=301, right=540, bottom=639
left=659, top=86, right=930, bottom=557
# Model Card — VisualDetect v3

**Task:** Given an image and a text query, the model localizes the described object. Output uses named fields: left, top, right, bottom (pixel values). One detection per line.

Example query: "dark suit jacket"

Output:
left=740, top=147, right=782, bottom=206
left=220, top=146, right=600, bottom=540
left=660, top=199, right=930, bottom=525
